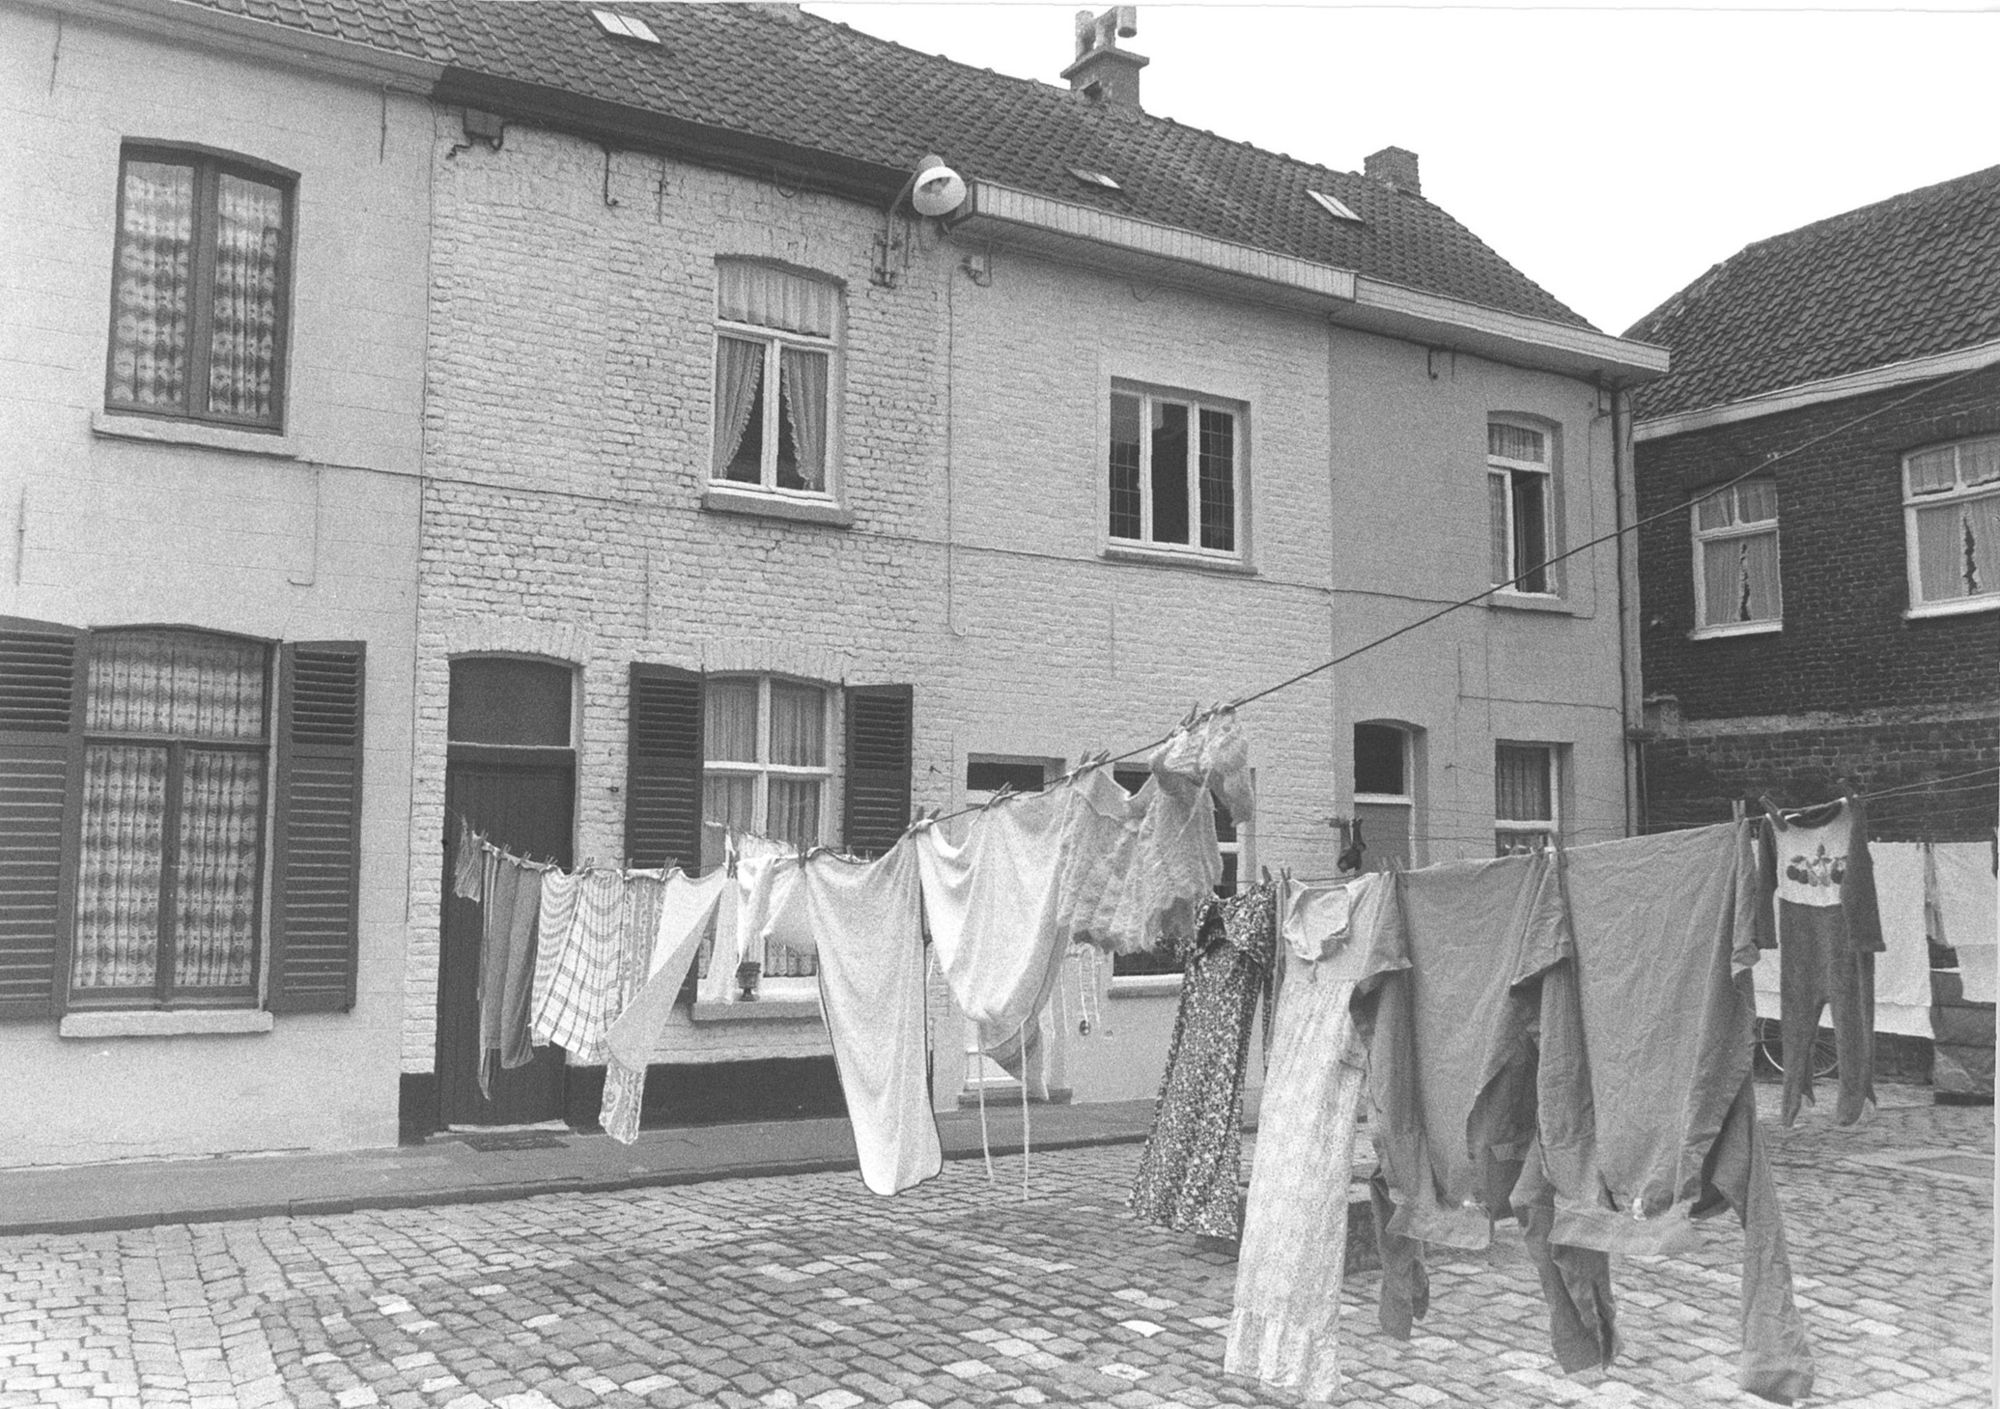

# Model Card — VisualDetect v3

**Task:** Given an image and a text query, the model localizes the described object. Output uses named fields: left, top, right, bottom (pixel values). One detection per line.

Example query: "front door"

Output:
left=436, top=658, right=578, bottom=1127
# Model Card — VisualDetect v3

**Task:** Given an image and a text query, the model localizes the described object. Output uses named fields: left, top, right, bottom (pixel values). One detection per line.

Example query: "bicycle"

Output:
left=1757, top=1023, right=1839, bottom=1079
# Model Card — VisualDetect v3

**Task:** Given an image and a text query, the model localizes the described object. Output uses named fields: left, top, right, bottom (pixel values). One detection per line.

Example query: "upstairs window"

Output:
left=1495, top=742, right=1559, bottom=856
left=1488, top=420, right=1554, bottom=594
left=106, top=146, right=294, bottom=430
left=1692, top=478, right=1782, bottom=634
left=1108, top=387, right=1243, bottom=558
left=712, top=262, right=839, bottom=495
left=1352, top=721, right=1417, bottom=871
left=1904, top=434, right=2000, bottom=617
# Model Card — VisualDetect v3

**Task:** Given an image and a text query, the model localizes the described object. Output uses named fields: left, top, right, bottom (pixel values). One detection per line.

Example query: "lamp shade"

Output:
left=910, top=154, right=967, bottom=217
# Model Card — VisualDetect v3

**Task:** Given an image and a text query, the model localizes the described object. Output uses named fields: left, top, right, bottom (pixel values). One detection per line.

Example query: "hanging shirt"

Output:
left=802, top=840, right=942, bottom=1196
left=1531, top=821, right=1814, bottom=1405
left=914, top=785, right=1071, bottom=1034
left=1280, top=878, right=1353, bottom=963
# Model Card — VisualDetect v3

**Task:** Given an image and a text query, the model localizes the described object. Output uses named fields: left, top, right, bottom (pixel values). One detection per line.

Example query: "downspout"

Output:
left=1611, top=385, right=1642, bottom=836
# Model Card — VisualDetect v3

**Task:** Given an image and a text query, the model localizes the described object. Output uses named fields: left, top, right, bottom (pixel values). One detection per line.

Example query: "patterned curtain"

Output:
left=778, top=347, right=828, bottom=490
left=86, top=631, right=267, bottom=738
left=74, top=745, right=168, bottom=990
left=107, top=160, right=194, bottom=409
left=174, top=749, right=264, bottom=988
left=208, top=174, right=285, bottom=420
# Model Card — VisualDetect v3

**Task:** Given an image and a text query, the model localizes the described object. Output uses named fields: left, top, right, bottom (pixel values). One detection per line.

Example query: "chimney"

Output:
left=1364, top=146, right=1421, bottom=196
left=1061, top=6, right=1148, bottom=110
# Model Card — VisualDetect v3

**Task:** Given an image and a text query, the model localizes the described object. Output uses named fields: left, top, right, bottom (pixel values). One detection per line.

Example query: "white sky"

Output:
left=801, top=1, right=2000, bottom=336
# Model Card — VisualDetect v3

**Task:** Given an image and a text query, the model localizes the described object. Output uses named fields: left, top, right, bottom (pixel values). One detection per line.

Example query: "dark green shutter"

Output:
left=627, top=664, right=703, bottom=870
left=268, top=642, right=365, bottom=1013
left=842, top=684, right=914, bottom=858
left=0, top=620, right=85, bottom=1018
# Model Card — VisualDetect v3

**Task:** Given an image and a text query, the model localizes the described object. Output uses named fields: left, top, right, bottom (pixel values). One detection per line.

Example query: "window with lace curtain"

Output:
left=711, top=261, right=839, bottom=495
left=105, top=146, right=294, bottom=430
left=72, top=629, right=270, bottom=1006
left=1489, top=420, right=1556, bottom=595
left=1495, top=743, right=1561, bottom=856
left=1904, top=433, right=2000, bottom=618
left=701, top=676, right=830, bottom=980
left=1692, top=478, right=1782, bottom=635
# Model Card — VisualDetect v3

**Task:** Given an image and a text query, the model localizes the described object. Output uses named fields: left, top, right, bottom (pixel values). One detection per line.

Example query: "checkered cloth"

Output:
left=532, top=870, right=623, bottom=1059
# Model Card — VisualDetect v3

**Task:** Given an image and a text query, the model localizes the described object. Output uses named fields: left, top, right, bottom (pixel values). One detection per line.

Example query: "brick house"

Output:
left=1626, top=167, right=2000, bottom=842
left=2, top=0, right=1668, bottom=1163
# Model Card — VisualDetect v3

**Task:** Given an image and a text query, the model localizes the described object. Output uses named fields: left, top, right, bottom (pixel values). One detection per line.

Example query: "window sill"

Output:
left=1487, top=590, right=1573, bottom=615
left=1109, top=973, right=1183, bottom=998
left=59, top=1008, right=274, bottom=1039
left=688, top=997, right=821, bottom=1024
left=1905, top=596, right=2000, bottom=621
left=701, top=485, right=853, bottom=528
left=91, top=410, right=298, bottom=459
left=1101, top=544, right=1256, bottom=576
left=1689, top=620, right=1782, bottom=640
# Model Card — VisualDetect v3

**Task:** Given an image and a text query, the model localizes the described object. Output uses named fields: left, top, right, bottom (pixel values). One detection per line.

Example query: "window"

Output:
left=965, top=756, right=1059, bottom=796
left=0, top=621, right=365, bottom=1018
left=1068, top=166, right=1123, bottom=191
left=106, top=146, right=293, bottom=430
left=1904, top=433, right=2000, bottom=616
left=1692, top=478, right=1782, bottom=634
left=590, top=8, right=660, bottom=42
left=712, top=262, right=839, bottom=495
left=1109, top=764, right=1244, bottom=976
left=1495, top=743, right=1558, bottom=855
left=1307, top=189, right=1362, bottom=222
left=1108, top=388, right=1242, bottom=557
left=627, top=671, right=914, bottom=994
left=1353, top=722, right=1417, bottom=871
left=1488, top=421, right=1554, bottom=594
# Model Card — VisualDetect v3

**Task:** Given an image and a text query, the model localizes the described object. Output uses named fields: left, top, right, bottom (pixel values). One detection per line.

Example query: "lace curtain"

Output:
left=717, top=262, right=836, bottom=336
left=777, top=349, right=827, bottom=490
left=107, top=160, right=194, bottom=410
left=1914, top=497, right=1999, bottom=603
left=713, top=337, right=765, bottom=480
left=73, top=631, right=268, bottom=996
left=208, top=174, right=285, bottom=420
left=1702, top=531, right=1781, bottom=625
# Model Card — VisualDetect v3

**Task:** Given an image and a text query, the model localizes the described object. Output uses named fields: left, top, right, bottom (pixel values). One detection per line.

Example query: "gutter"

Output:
left=949, top=180, right=1670, bottom=388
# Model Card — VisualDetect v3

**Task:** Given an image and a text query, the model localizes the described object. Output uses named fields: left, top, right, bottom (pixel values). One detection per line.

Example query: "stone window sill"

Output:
left=1689, top=620, right=1782, bottom=640
left=688, top=997, right=821, bottom=1024
left=1101, top=543, right=1257, bottom=577
left=1487, top=590, right=1574, bottom=615
left=1905, top=596, right=2000, bottom=621
left=92, top=410, right=298, bottom=459
left=1109, top=973, right=1183, bottom=999
left=59, top=1009, right=274, bottom=1039
left=701, top=485, right=854, bottom=527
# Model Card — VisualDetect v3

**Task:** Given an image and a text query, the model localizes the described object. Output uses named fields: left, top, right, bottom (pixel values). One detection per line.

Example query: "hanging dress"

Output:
left=1128, top=879, right=1277, bottom=1240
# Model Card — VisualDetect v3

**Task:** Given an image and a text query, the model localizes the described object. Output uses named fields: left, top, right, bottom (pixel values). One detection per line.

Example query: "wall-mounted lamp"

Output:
left=874, top=152, right=969, bottom=287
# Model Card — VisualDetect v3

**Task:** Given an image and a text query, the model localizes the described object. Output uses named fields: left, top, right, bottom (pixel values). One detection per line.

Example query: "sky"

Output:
left=799, top=1, right=2000, bottom=336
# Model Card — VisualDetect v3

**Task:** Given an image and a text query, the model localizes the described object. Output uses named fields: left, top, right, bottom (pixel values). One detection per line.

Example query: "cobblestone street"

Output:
left=1, top=1089, right=1988, bottom=1409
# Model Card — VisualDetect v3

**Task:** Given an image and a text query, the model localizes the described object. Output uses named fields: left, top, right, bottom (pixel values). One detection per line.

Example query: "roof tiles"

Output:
left=1625, top=164, right=2000, bottom=421
left=177, top=0, right=1593, bottom=329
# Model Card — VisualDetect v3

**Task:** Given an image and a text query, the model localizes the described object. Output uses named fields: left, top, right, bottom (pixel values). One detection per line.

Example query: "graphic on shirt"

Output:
left=1784, top=843, right=1846, bottom=891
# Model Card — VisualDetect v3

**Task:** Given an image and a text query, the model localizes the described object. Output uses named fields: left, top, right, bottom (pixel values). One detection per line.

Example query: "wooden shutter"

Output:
left=842, top=684, right=914, bottom=859
left=627, top=664, right=703, bottom=871
left=268, top=642, right=365, bottom=1013
left=0, top=620, right=85, bottom=1018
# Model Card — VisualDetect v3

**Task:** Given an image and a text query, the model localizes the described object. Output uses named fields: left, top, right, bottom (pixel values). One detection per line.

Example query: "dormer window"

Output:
left=591, top=9, right=660, bottom=43
left=1308, top=189, right=1362, bottom=222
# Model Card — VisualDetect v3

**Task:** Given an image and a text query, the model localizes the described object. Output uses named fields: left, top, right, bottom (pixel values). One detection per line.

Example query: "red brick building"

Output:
left=1626, top=167, right=2000, bottom=843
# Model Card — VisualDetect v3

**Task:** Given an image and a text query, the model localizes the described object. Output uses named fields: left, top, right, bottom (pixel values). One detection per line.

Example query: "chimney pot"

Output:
left=1364, top=146, right=1421, bottom=196
left=1062, top=6, right=1148, bottom=109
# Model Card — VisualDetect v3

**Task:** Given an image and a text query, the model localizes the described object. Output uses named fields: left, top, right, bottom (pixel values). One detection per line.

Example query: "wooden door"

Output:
left=437, top=753, right=575, bottom=1126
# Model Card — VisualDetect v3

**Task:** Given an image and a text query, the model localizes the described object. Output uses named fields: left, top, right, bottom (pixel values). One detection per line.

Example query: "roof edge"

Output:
left=1345, top=277, right=1668, bottom=387
left=36, top=0, right=445, bottom=89
left=1633, top=336, right=2000, bottom=441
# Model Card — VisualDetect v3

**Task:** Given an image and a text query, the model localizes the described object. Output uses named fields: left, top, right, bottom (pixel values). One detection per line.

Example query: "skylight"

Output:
left=1308, top=189, right=1363, bottom=222
left=592, top=8, right=661, bottom=44
left=1067, top=166, right=1123, bottom=192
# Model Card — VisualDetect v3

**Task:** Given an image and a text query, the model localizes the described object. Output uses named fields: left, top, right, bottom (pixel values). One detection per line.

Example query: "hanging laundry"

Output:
left=601, top=868, right=730, bottom=1144
left=1278, top=876, right=1352, bottom=963
left=699, top=835, right=808, bottom=1004
left=529, top=868, right=583, bottom=1030
left=450, top=816, right=485, bottom=901
left=1760, top=795, right=1882, bottom=1125
left=1857, top=844, right=1944, bottom=1036
left=1128, top=878, right=1277, bottom=1240
left=477, top=853, right=543, bottom=1098
left=1224, top=873, right=1383, bottom=1403
left=1533, top=821, right=1813, bottom=1404
left=532, top=869, right=625, bottom=1057
left=914, top=784, right=1072, bottom=1035
left=1934, top=840, right=1999, bottom=998
left=801, top=840, right=943, bottom=1196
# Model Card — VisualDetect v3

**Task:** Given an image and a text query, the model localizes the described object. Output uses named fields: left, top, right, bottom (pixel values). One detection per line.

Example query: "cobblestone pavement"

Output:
left=1, top=1090, right=1989, bottom=1409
